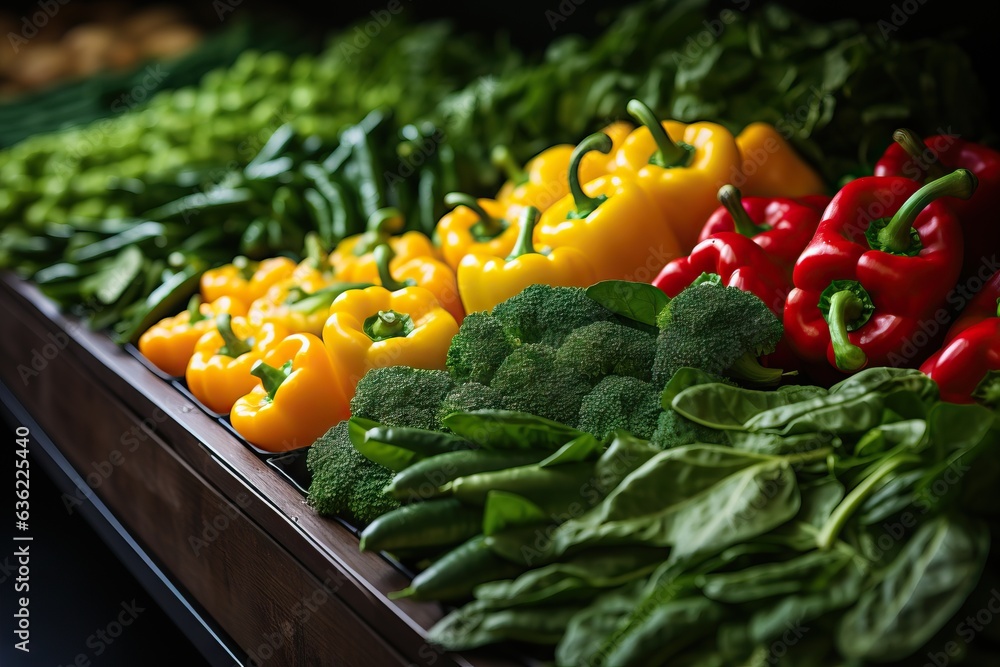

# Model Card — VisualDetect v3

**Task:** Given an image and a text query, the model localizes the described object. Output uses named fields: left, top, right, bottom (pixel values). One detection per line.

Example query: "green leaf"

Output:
left=482, top=491, right=547, bottom=537
left=427, top=599, right=579, bottom=652
left=441, top=410, right=584, bottom=451
left=837, top=514, right=990, bottom=661
left=586, top=279, right=670, bottom=327
left=671, top=382, right=828, bottom=430
left=538, top=434, right=604, bottom=468
left=699, top=549, right=849, bottom=604
left=548, top=446, right=805, bottom=562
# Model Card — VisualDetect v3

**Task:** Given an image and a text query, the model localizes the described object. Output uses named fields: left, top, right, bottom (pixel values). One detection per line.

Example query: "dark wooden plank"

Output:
left=0, top=272, right=529, bottom=667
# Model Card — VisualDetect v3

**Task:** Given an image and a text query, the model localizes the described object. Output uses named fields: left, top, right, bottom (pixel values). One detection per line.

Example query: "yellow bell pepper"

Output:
left=372, top=244, right=465, bottom=325
left=247, top=280, right=372, bottom=336
left=138, top=295, right=247, bottom=378
left=734, top=121, right=828, bottom=198
left=459, top=206, right=596, bottom=314
left=231, top=333, right=350, bottom=452
left=185, top=314, right=290, bottom=415
left=612, top=99, right=742, bottom=252
left=493, top=121, right=634, bottom=213
left=322, top=285, right=459, bottom=400
left=200, top=256, right=297, bottom=305
left=434, top=193, right=523, bottom=271
left=328, top=208, right=437, bottom=282
left=536, top=132, right=682, bottom=283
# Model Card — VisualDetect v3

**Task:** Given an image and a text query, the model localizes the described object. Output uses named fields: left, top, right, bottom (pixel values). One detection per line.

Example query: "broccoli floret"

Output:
left=577, top=375, right=662, bottom=440
left=491, top=284, right=616, bottom=347
left=652, top=281, right=785, bottom=388
left=306, top=421, right=400, bottom=526
left=556, top=321, right=657, bottom=383
left=445, top=312, right=514, bottom=385
left=350, top=366, right=455, bottom=430
left=650, top=409, right=729, bottom=449
left=438, top=382, right=504, bottom=424
left=490, top=343, right=591, bottom=425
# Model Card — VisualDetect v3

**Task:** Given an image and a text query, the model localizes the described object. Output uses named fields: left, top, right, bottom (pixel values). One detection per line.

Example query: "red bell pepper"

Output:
left=874, top=128, right=1000, bottom=282
left=919, top=297, right=1000, bottom=406
left=944, top=269, right=1000, bottom=343
left=653, top=231, right=791, bottom=316
left=784, top=169, right=976, bottom=376
left=697, top=185, right=831, bottom=272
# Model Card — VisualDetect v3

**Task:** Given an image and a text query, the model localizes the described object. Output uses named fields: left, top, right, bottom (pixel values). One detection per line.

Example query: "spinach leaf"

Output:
left=427, top=598, right=580, bottom=651
left=482, top=491, right=547, bottom=537
left=586, top=279, right=670, bottom=327
left=836, top=514, right=989, bottom=661
left=670, top=382, right=827, bottom=430
left=548, top=446, right=814, bottom=562
left=699, top=549, right=850, bottom=604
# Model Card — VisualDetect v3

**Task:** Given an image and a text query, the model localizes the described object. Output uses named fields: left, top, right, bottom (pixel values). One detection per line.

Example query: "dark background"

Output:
left=2, top=1, right=997, bottom=666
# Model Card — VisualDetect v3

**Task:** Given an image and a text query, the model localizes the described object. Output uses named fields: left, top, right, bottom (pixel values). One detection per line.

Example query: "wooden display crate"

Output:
left=0, top=272, right=527, bottom=667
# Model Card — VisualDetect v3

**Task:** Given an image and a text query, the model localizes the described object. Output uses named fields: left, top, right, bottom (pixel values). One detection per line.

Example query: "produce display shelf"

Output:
left=0, top=271, right=530, bottom=667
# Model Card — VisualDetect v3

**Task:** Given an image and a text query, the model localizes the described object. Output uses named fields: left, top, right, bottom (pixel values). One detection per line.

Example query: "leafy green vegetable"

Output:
left=585, top=280, right=670, bottom=327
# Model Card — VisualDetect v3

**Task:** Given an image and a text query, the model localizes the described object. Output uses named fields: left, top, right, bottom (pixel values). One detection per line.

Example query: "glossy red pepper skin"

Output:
left=653, top=232, right=791, bottom=316
left=784, top=175, right=966, bottom=379
left=919, top=319, right=1000, bottom=404
left=874, top=134, right=1000, bottom=282
left=792, top=176, right=964, bottom=316
left=697, top=194, right=830, bottom=272
left=945, top=270, right=1000, bottom=342
left=919, top=269, right=1000, bottom=405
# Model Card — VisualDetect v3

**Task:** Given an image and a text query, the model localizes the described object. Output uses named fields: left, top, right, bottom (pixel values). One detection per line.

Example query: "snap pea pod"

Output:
left=448, top=462, right=601, bottom=516
left=67, top=221, right=169, bottom=263
left=359, top=498, right=483, bottom=554
left=244, top=123, right=296, bottom=175
left=391, top=535, right=527, bottom=602
left=301, top=162, right=356, bottom=241
left=387, top=449, right=549, bottom=502
left=142, top=187, right=255, bottom=222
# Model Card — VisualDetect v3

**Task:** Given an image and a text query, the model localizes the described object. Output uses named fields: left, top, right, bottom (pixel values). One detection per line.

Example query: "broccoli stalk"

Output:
left=652, top=281, right=786, bottom=388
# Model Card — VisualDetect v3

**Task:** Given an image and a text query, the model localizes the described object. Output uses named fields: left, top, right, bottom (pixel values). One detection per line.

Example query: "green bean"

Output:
left=392, top=535, right=526, bottom=602
left=359, top=498, right=483, bottom=554
left=388, top=449, right=549, bottom=502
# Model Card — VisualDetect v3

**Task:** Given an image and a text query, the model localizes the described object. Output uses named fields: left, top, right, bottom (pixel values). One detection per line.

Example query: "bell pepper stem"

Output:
left=877, top=168, right=978, bottom=253
left=250, top=359, right=292, bottom=402
left=444, top=192, right=504, bottom=238
left=827, top=290, right=868, bottom=372
left=893, top=128, right=947, bottom=181
left=233, top=255, right=256, bottom=279
left=374, top=244, right=411, bottom=291
left=491, top=145, right=528, bottom=186
left=568, top=133, right=612, bottom=219
left=354, top=208, right=404, bottom=257
left=995, top=298, right=1000, bottom=319
left=626, top=99, right=692, bottom=168
left=288, top=282, right=375, bottom=314
left=726, top=351, right=785, bottom=385
left=216, top=313, right=253, bottom=357
left=718, top=185, right=767, bottom=237
left=186, top=294, right=206, bottom=324
left=507, top=207, right=540, bottom=260
left=972, top=371, right=1000, bottom=409
left=373, top=310, right=403, bottom=336
left=302, top=232, right=327, bottom=269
